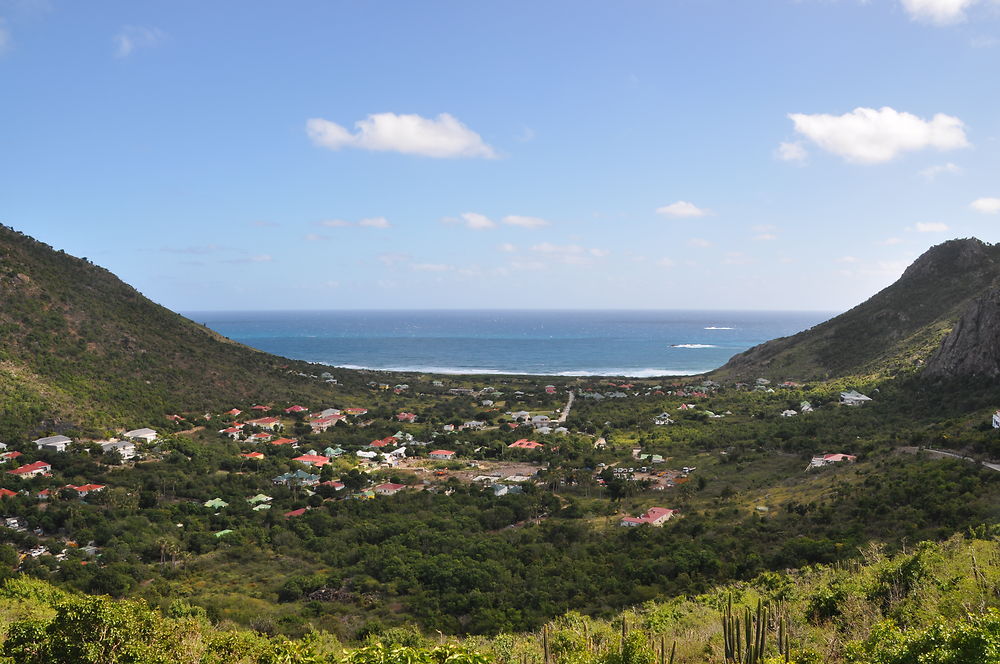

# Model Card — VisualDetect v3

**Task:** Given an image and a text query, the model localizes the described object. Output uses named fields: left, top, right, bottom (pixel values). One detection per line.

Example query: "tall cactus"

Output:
left=721, top=597, right=787, bottom=663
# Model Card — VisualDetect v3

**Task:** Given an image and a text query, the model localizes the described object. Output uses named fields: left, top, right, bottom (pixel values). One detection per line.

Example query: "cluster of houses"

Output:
left=1, top=428, right=159, bottom=496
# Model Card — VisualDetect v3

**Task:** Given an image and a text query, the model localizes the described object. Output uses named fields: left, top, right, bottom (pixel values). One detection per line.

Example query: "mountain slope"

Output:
left=0, top=225, right=347, bottom=439
left=713, top=238, right=1000, bottom=381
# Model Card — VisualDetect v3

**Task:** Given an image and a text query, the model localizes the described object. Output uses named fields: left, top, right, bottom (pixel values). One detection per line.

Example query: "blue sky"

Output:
left=1, top=0, right=999, bottom=311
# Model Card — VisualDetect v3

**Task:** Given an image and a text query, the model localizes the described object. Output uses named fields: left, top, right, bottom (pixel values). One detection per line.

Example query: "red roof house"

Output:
left=269, top=437, right=299, bottom=447
left=374, top=482, right=406, bottom=496
left=284, top=508, right=308, bottom=518
left=225, top=408, right=242, bottom=417
left=509, top=439, right=544, bottom=450
left=284, top=405, right=308, bottom=414
left=292, top=454, right=330, bottom=467
left=396, top=412, right=417, bottom=422
left=0, top=488, right=17, bottom=498
left=7, top=461, right=51, bottom=477
left=240, top=452, right=265, bottom=460
left=429, top=450, right=455, bottom=459
left=246, top=416, right=281, bottom=429
left=620, top=507, right=675, bottom=527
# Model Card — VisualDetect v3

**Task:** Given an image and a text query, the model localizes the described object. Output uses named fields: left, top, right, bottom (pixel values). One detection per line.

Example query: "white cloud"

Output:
left=970, top=35, right=999, bottom=48
left=657, top=257, right=675, bottom=268
left=498, top=243, right=517, bottom=253
left=410, top=263, right=451, bottom=272
left=225, top=254, right=272, bottom=264
left=837, top=256, right=860, bottom=263
left=304, top=233, right=327, bottom=242
left=503, top=215, right=549, bottom=229
left=531, top=243, right=585, bottom=255
left=306, top=112, right=496, bottom=159
left=656, top=201, right=711, bottom=218
left=0, top=18, right=10, bottom=54
left=918, top=162, right=962, bottom=180
left=114, top=25, right=166, bottom=58
left=880, top=237, right=904, bottom=245
left=318, top=217, right=389, bottom=229
left=459, top=212, right=496, bottom=230
left=915, top=222, right=950, bottom=232
left=901, top=0, right=979, bottom=25
left=509, top=260, right=547, bottom=272
left=788, top=106, right=969, bottom=163
left=529, top=243, right=606, bottom=265
left=754, top=233, right=777, bottom=241
left=775, top=141, right=808, bottom=162
left=359, top=216, right=390, bottom=228
left=378, top=252, right=410, bottom=266
left=752, top=224, right=778, bottom=233
left=971, top=197, right=1000, bottom=214
left=688, top=238, right=712, bottom=248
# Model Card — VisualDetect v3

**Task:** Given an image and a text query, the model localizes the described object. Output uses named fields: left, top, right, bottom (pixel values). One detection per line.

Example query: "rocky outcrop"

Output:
left=924, top=289, right=1000, bottom=378
left=714, top=238, right=1000, bottom=381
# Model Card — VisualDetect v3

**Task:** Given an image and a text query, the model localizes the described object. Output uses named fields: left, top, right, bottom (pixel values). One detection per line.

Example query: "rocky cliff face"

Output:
left=713, top=238, right=1000, bottom=381
left=924, top=288, right=1000, bottom=378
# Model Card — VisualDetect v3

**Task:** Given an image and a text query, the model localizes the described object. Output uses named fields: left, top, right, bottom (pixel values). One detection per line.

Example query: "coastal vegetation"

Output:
left=1, top=228, right=1000, bottom=662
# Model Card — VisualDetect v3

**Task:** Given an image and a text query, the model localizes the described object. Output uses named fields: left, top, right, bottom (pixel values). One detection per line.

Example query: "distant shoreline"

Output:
left=184, top=309, right=834, bottom=378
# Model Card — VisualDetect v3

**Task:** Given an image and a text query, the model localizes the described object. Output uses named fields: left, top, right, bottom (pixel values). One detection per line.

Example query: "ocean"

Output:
left=185, top=310, right=834, bottom=377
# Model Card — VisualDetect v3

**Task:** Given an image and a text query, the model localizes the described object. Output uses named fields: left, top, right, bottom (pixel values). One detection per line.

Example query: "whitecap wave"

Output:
left=704, top=326, right=734, bottom=330
left=670, top=343, right=718, bottom=349
left=323, top=363, right=707, bottom=377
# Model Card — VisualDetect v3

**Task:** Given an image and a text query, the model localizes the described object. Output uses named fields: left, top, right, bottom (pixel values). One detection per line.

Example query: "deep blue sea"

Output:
left=184, top=310, right=834, bottom=377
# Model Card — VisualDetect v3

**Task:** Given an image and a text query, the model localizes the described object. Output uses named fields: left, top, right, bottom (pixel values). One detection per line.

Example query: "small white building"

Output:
left=123, top=428, right=158, bottom=443
left=808, top=453, right=857, bottom=469
left=840, top=390, right=872, bottom=407
left=100, top=440, right=137, bottom=460
left=33, top=435, right=71, bottom=453
left=992, top=410, right=1000, bottom=429
left=780, top=410, right=797, bottom=417
left=531, top=415, right=551, bottom=428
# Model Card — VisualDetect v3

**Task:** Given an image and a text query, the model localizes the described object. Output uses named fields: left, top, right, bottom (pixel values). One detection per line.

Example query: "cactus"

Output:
left=721, top=597, right=787, bottom=663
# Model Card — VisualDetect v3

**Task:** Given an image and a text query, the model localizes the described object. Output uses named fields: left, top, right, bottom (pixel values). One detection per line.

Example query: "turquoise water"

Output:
left=185, top=309, right=833, bottom=377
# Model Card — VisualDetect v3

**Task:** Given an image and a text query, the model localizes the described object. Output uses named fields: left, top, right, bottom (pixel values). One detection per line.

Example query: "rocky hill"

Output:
left=713, top=238, right=1000, bottom=381
left=0, top=225, right=353, bottom=440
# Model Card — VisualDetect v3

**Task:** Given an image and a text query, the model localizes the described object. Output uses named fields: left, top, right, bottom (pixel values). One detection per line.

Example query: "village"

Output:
left=0, top=376, right=877, bottom=569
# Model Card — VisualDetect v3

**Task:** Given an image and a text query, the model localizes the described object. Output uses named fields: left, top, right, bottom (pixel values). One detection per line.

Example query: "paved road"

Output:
left=556, top=391, right=575, bottom=423
left=923, top=448, right=1000, bottom=472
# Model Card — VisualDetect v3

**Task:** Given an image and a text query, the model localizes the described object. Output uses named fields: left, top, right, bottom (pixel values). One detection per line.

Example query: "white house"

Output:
left=123, top=428, right=158, bottom=443
left=429, top=450, right=455, bottom=460
left=780, top=410, right=797, bottom=417
left=100, top=440, right=137, bottom=460
left=33, top=435, right=71, bottom=453
left=808, top=453, right=857, bottom=469
left=992, top=410, right=1000, bottom=429
left=840, top=390, right=872, bottom=406
left=531, top=415, right=551, bottom=428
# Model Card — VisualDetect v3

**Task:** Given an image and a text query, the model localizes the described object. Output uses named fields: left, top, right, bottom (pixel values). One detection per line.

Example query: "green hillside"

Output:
left=1, top=534, right=998, bottom=663
left=0, top=225, right=364, bottom=440
left=713, top=238, right=1000, bottom=382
